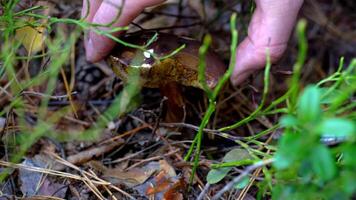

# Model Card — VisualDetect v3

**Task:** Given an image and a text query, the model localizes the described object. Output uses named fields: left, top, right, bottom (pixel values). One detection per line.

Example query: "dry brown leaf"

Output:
left=15, top=25, right=46, bottom=54
left=89, top=161, right=160, bottom=187
left=146, top=171, right=172, bottom=195
left=19, top=156, right=67, bottom=199
left=104, top=167, right=156, bottom=187
left=144, top=160, right=186, bottom=199
left=159, top=159, right=176, bottom=177
left=163, top=178, right=185, bottom=200
left=15, top=1, right=53, bottom=54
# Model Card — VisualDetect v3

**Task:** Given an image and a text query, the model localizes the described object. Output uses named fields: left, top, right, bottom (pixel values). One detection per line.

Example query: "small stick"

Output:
left=197, top=183, right=211, bottom=200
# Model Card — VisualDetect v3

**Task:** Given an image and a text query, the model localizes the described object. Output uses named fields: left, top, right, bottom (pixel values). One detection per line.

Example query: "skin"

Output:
left=82, top=0, right=304, bottom=85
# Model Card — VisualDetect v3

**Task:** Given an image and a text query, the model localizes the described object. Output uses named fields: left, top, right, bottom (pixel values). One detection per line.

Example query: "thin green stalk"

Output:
left=244, top=124, right=280, bottom=141
left=158, top=44, right=186, bottom=61
left=198, top=34, right=214, bottom=98
left=218, top=50, right=271, bottom=132
left=184, top=13, right=239, bottom=183
left=14, top=5, right=42, bottom=16
left=211, top=159, right=257, bottom=168
left=289, top=19, right=308, bottom=111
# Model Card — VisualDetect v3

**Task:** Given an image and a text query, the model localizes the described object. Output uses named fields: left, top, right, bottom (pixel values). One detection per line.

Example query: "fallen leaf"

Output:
left=15, top=24, right=46, bottom=54
left=136, top=160, right=186, bottom=200
left=159, top=159, right=176, bottom=177
left=89, top=161, right=160, bottom=187
left=19, top=156, right=67, bottom=199
left=163, top=178, right=185, bottom=200
left=15, top=1, right=53, bottom=54
left=146, top=171, right=172, bottom=195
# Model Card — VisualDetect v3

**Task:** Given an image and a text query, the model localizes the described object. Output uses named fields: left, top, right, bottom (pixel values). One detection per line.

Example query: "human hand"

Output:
left=82, top=0, right=166, bottom=62
left=82, top=0, right=303, bottom=85
left=231, top=0, right=304, bottom=85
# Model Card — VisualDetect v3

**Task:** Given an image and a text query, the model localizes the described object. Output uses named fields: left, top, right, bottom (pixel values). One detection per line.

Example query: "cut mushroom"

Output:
left=107, top=32, right=226, bottom=122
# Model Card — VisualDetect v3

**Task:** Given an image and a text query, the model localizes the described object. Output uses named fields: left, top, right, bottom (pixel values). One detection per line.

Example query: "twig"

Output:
left=211, top=158, right=274, bottom=200
left=160, top=122, right=243, bottom=141
left=65, top=140, right=124, bottom=166
left=21, top=91, right=77, bottom=100
left=197, top=183, right=211, bottom=200
left=126, top=149, right=180, bottom=170
left=109, top=142, right=162, bottom=164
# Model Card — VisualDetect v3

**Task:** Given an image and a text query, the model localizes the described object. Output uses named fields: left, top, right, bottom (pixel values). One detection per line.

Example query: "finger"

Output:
left=81, top=0, right=103, bottom=22
left=86, top=0, right=165, bottom=62
left=231, top=0, right=303, bottom=85
left=82, top=0, right=103, bottom=51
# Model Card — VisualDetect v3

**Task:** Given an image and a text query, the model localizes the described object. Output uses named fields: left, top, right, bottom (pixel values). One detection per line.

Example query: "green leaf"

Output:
left=319, top=88, right=342, bottom=104
left=280, top=115, right=298, bottom=127
left=310, top=144, right=336, bottom=181
left=297, top=85, right=322, bottom=123
left=207, top=167, right=231, bottom=184
left=207, top=149, right=252, bottom=184
left=319, top=118, right=355, bottom=138
left=274, top=132, right=304, bottom=169
left=223, top=149, right=252, bottom=162
left=342, top=144, right=356, bottom=167
left=234, top=176, right=250, bottom=189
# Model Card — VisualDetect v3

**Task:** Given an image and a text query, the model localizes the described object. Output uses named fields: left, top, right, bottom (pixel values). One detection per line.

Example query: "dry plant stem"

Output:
left=48, top=153, right=136, bottom=199
left=98, top=124, right=150, bottom=145
left=63, top=115, right=91, bottom=126
left=109, top=141, right=163, bottom=164
left=0, top=160, right=107, bottom=185
left=21, top=91, right=77, bottom=99
left=211, top=158, right=274, bottom=200
left=65, top=140, right=124, bottom=165
left=128, top=114, right=172, bottom=147
left=70, top=42, right=76, bottom=90
left=82, top=171, right=106, bottom=200
left=126, top=149, right=180, bottom=170
left=52, top=140, right=124, bottom=170
left=197, top=183, right=211, bottom=200
left=160, top=122, right=243, bottom=141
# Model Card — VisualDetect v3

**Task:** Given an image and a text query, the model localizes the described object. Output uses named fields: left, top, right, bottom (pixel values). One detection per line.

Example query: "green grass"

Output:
left=0, top=0, right=143, bottom=180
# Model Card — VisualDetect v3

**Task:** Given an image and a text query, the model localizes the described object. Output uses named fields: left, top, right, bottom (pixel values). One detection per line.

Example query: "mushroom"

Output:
left=107, top=32, right=226, bottom=122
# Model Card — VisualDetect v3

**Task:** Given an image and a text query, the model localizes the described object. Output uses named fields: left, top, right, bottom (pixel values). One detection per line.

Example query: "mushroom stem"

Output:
left=159, top=82, right=185, bottom=123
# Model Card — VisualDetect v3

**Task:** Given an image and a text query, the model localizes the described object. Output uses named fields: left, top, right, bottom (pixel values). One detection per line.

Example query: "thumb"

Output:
left=231, top=0, right=304, bottom=85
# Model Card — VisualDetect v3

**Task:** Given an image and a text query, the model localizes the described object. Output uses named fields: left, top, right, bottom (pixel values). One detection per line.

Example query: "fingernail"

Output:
left=86, top=38, right=96, bottom=62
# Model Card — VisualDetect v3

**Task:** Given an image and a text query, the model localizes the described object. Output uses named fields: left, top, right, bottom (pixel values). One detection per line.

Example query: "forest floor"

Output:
left=0, top=0, right=355, bottom=199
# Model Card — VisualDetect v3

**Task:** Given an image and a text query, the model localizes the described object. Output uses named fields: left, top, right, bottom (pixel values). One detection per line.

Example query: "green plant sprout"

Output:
left=0, top=0, right=144, bottom=179
left=184, top=12, right=239, bottom=183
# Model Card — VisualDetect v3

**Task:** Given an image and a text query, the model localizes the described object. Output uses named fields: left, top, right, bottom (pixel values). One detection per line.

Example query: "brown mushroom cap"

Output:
left=108, top=32, right=226, bottom=89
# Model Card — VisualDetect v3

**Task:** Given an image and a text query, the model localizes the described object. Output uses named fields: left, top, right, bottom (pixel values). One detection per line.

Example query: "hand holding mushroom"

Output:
left=82, top=0, right=304, bottom=85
